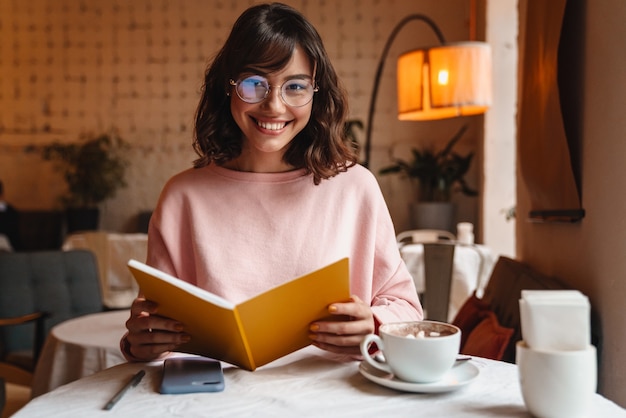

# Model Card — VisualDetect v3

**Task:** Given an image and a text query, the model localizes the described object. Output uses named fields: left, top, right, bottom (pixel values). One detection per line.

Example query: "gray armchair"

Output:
left=0, top=250, right=103, bottom=372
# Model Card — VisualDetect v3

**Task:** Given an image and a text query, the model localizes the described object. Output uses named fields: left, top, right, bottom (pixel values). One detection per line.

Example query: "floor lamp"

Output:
left=362, top=14, right=492, bottom=168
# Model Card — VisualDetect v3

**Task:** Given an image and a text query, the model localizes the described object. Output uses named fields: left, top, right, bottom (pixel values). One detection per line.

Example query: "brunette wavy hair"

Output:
left=192, top=2, right=357, bottom=184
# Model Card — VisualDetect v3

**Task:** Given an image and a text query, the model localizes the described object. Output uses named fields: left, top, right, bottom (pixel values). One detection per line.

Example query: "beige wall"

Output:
left=0, top=0, right=481, bottom=234
left=517, top=0, right=626, bottom=407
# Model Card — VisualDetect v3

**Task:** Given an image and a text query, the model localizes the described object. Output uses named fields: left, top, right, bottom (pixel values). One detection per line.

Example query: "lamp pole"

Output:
left=363, top=14, right=446, bottom=169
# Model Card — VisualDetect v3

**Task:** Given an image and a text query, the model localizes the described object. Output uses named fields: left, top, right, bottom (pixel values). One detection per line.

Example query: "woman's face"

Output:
left=230, top=47, right=314, bottom=171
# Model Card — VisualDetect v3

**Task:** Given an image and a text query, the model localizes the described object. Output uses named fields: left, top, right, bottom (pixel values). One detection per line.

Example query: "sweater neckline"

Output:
left=207, top=164, right=309, bottom=183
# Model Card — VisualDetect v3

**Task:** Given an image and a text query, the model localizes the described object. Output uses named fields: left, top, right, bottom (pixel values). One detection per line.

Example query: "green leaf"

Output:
left=378, top=124, right=477, bottom=201
left=38, top=131, right=129, bottom=208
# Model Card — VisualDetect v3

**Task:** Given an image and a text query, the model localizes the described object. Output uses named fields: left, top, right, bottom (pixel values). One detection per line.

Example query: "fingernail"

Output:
left=181, top=335, right=191, bottom=343
left=174, top=323, right=184, bottom=332
left=309, top=324, right=320, bottom=332
left=328, top=305, right=338, bottom=313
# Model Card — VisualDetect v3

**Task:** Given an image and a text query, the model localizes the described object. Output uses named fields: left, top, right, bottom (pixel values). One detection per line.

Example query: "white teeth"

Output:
left=257, top=120, right=285, bottom=131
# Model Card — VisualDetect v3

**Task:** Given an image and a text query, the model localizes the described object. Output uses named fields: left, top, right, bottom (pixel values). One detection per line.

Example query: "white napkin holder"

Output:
left=519, top=290, right=590, bottom=351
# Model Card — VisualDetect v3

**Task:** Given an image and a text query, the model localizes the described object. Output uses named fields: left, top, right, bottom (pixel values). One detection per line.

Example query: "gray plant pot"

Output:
left=409, top=202, right=456, bottom=233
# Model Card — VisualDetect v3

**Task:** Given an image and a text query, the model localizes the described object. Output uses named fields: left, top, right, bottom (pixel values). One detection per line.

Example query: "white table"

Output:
left=31, top=310, right=129, bottom=398
left=15, top=346, right=626, bottom=417
left=400, top=243, right=496, bottom=321
left=62, top=232, right=148, bottom=308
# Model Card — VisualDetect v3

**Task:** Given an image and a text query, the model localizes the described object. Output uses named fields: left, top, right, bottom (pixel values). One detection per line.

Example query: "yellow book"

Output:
left=127, top=258, right=350, bottom=371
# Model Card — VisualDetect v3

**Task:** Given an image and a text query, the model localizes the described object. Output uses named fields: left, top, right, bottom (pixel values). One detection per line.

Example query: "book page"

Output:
left=236, top=258, right=350, bottom=368
left=128, top=260, right=234, bottom=309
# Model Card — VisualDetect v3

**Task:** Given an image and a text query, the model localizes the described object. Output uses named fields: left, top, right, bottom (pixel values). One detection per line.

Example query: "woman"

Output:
left=122, top=2, right=422, bottom=363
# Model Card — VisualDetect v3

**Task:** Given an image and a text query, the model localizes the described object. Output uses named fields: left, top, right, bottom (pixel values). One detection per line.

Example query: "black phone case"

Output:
left=160, top=357, right=225, bottom=394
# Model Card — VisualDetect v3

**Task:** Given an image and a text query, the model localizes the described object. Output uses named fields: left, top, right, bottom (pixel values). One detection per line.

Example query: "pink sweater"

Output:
left=147, top=163, right=423, bottom=324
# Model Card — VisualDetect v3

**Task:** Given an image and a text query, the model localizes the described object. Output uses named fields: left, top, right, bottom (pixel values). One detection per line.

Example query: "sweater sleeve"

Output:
left=349, top=167, right=424, bottom=325
left=370, top=259, right=423, bottom=324
left=145, top=177, right=190, bottom=281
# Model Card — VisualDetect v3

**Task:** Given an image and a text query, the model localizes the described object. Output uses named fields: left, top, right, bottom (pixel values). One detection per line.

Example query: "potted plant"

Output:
left=378, top=125, right=477, bottom=231
left=39, top=131, right=129, bottom=232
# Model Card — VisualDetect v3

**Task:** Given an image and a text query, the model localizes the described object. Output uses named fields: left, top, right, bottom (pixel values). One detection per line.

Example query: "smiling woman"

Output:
left=120, top=2, right=422, bottom=366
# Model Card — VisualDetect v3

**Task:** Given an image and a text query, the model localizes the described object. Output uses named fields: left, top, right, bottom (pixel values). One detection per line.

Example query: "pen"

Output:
left=103, top=369, right=146, bottom=411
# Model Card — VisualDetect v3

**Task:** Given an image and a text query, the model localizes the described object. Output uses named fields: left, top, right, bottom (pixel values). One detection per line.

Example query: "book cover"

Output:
left=127, top=258, right=350, bottom=371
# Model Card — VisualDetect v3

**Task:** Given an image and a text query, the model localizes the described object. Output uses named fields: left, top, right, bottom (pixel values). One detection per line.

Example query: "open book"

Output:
left=127, top=258, right=350, bottom=371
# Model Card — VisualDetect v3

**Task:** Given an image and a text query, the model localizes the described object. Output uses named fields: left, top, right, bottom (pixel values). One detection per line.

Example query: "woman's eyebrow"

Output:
left=285, top=74, right=313, bottom=80
left=236, top=66, right=268, bottom=77
left=235, top=69, right=313, bottom=82
left=269, top=74, right=314, bottom=82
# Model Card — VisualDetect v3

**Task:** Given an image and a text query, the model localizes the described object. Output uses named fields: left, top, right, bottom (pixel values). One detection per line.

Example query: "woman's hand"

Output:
left=308, top=295, right=375, bottom=356
left=123, top=296, right=191, bottom=362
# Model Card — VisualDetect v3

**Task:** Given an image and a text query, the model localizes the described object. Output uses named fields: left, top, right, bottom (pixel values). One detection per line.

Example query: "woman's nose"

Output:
left=262, top=86, right=286, bottom=111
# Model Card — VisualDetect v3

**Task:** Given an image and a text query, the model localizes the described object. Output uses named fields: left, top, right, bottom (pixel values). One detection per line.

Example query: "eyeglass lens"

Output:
left=233, top=75, right=316, bottom=107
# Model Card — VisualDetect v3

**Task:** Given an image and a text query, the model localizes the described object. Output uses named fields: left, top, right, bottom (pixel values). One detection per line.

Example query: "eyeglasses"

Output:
left=229, top=75, right=318, bottom=107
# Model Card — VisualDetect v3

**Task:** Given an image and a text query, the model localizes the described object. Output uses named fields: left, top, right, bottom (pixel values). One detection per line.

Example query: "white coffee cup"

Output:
left=516, top=341, right=597, bottom=418
left=360, top=320, right=461, bottom=383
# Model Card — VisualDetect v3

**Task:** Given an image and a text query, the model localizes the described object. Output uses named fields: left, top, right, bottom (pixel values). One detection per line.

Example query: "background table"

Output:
left=400, top=243, right=496, bottom=321
left=62, top=232, right=147, bottom=308
left=15, top=346, right=625, bottom=417
left=31, top=310, right=128, bottom=398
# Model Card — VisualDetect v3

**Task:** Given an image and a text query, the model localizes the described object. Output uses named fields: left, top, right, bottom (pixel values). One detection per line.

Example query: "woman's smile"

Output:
left=252, top=117, right=290, bottom=132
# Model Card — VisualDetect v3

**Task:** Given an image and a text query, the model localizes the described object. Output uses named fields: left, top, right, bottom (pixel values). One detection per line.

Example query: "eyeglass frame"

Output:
left=228, top=75, right=319, bottom=107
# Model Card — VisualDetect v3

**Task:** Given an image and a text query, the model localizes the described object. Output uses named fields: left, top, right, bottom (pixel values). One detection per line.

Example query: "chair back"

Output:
left=0, top=250, right=103, bottom=360
left=397, top=229, right=455, bottom=246
left=422, top=242, right=456, bottom=322
left=398, top=230, right=458, bottom=322
left=481, top=256, right=601, bottom=363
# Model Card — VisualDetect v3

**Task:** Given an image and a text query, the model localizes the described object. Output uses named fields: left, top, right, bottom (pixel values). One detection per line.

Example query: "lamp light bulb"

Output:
left=437, top=70, right=449, bottom=85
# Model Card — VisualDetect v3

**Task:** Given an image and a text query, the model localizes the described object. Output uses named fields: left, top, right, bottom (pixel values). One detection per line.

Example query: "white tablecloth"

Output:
left=15, top=346, right=625, bottom=417
left=31, top=310, right=129, bottom=398
left=401, top=243, right=496, bottom=321
left=63, top=232, right=148, bottom=308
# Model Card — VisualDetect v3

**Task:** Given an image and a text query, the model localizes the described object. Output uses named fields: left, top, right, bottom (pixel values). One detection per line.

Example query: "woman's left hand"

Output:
left=309, top=295, right=375, bottom=356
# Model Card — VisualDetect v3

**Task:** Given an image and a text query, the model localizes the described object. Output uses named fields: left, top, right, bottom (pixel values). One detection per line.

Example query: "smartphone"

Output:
left=159, top=357, right=225, bottom=394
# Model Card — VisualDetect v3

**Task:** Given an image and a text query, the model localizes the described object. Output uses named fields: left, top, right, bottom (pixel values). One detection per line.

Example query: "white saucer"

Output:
left=359, top=361, right=480, bottom=393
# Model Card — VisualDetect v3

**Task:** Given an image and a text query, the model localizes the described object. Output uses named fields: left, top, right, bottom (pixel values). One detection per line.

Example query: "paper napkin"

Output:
left=519, top=290, right=590, bottom=351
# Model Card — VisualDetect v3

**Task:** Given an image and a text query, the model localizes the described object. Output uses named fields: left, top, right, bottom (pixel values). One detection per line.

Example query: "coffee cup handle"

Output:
left=360, top=334, right=393, bottom=374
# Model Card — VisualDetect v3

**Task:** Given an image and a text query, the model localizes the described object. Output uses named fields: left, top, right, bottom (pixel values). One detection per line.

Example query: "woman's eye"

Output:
left=285, top=82, right=307, bottom=92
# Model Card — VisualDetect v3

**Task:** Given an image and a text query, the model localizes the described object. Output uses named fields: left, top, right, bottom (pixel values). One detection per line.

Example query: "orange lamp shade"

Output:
left=397, top=42, right=492, bottom=121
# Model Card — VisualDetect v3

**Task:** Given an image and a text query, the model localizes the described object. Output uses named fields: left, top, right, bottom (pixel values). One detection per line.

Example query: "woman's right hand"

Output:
left=123, top=296, right=191, bottom=362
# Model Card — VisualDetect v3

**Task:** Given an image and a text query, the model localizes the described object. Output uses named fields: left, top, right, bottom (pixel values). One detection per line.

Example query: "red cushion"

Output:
left=461, top=310, right=514, bottom=360
left=452, top=291, right=491, bottom=348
